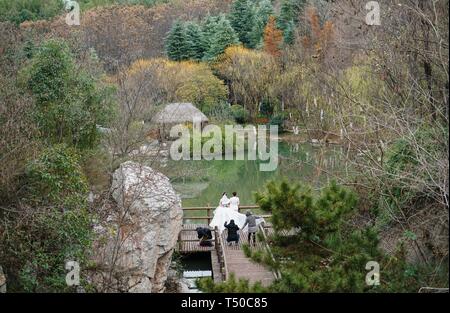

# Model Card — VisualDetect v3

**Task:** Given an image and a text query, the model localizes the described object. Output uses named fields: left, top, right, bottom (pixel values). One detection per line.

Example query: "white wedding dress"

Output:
left=209, top=195, right=265, bottom=233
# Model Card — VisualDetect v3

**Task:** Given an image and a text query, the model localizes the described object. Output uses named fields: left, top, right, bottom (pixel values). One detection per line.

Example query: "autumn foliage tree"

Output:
left=301, top=6, right=334, bottom=60
left=214, top=46, right=278, bottom=117
left=127, top=58, right=228, bottom=113
left=263, top=16, right=283, bottom=58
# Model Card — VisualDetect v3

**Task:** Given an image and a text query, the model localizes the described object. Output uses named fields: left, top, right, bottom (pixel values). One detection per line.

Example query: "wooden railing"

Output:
left=182, top=205, right=271, bottom=225
left=259, top=223, right=281, bottom=280
left=179, top=205, right=273, bottom=281
left=214, top=226, right=228, bottom=281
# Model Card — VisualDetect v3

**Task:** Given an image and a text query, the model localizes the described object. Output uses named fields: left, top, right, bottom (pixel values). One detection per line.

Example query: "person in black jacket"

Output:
left=224, top=220, right=240, bottom=246
left=196, top=227, right=213, bottom=247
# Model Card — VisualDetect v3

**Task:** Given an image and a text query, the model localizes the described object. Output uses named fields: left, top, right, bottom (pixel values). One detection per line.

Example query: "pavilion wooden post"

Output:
left=207, top=203, right=211, bottom=226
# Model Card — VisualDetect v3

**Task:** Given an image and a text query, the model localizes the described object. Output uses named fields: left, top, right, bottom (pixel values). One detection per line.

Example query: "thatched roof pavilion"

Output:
left=154, top=103, right=208, bottom=140
left=154, top=103, right=208, bottom=125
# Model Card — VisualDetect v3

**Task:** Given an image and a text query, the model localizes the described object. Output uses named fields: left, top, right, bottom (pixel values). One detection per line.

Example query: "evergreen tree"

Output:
left=250, top=0, right=274, bottom=48
left=229, top=0, right=256, bottom=48
left=283, top=20, right=296, bottom=45
left=20, top=39, right=114, bottom=149
left=165, top=20, right=191, bottom=61
left=277, top=0, right=306, bottom=44
left=185, top=21, right=206, bottom=60
left=202, top=15, right=221, bottom=53
left=203, top=15, right=239, bottom=61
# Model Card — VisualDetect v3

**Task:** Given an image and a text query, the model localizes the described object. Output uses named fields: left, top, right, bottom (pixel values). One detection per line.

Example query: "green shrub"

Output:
left=20, top=39, right=115, bottom=150
left=230, top=104, right=250, bottom=124
left=1, top=205, right=93, bottom=292
left=196, top=273, right=267, bottom=292
left=24, top=144, right=89, bottom=208
left=0, top=0, right=63, bottom=24
left=259, top=99, right=274, bottom=116
left=187, top=126, right=228, bottom=157
left=0, top=144, right=94, bottom=292
left=206, top=102, right=234, bottom=122
left=255, top=180, right=357, bottom=238
left=78, top=0, right=168, bottom=10
left=377, top=125, right=449, bottom=228
left=269, top=113, right=286, bottom=129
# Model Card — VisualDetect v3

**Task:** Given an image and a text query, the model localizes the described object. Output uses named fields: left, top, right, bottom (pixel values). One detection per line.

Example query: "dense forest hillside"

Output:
left=3, top=0, right=233, bottom=71
left=0, top=0, right=448, bottom=293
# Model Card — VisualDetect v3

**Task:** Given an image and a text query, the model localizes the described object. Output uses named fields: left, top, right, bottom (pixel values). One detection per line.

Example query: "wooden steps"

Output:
left=220, top=228, right=276, bottom=287
left=177, top=219, right=276, bottom=288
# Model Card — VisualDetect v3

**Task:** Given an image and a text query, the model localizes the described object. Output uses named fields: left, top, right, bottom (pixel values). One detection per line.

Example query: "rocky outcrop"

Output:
left=90, top=161, right=182, bottom=292
left=0, top=265, right=6, bottom=293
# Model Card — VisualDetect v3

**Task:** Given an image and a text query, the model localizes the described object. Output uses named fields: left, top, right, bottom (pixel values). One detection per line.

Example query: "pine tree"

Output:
left=277, top=0, right=306, bottom=44
left=202, top=15, right=221, bottom=52
left=165, top=20, right=191, bottom=61
left=185, top=21, right=206, bottom=60
left=250, top=0, right=274, bottom=48
left=283, top=20, right=296, bottom=45
left=263, top=16, right=283, bottom=58
left=203, top=15, right=239, bottom=61
left=229, top=0, right=256, bottom=48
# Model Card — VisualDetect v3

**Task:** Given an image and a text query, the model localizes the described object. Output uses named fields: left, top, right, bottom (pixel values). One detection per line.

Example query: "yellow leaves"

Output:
left=127, top=58, right=228, bottom=112
left=213, top=45, right=279, bottom=116
left=215, top=45, right=276, bottom=74
left=175, top=71, right=228, bottom=112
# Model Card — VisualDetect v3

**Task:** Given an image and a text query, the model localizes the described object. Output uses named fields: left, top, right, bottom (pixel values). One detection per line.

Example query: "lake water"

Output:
left=166, top=141, right=347, bottom=207
left=180, top=252, right=212, bottom=293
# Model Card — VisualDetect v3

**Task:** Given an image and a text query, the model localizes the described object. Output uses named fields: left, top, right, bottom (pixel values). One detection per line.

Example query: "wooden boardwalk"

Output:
left=177, top=218, right=276, bottom=287
left=177, top=224, right=215, bottom=253
left=221, top=227, right=276, bottom=287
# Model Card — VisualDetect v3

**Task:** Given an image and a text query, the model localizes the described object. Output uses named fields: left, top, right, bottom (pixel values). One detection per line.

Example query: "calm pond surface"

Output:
left=180, top=252, right=212, bottom=293
left=167, top=141, right=348, bottom=208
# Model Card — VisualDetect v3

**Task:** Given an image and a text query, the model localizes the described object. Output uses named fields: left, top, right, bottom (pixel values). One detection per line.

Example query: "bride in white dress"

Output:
left=209, top=192, right=264, bottom=233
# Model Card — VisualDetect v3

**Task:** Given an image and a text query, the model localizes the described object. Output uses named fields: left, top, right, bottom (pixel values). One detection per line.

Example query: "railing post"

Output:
left=214, top=226, right=228, bottom=281
left=258, top=223, right=281, bottom=279
left=207, top=203, right=211, bottom=226
left=214, top=226, right=219, bottom=248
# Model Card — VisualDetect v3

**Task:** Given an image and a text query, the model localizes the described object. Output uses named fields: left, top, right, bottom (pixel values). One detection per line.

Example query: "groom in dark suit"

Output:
left=224, top=220, right=240, bottom=246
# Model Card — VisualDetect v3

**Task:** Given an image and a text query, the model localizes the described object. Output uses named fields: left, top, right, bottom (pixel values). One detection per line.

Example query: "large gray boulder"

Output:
left=91, top=161, right=182, bottom=292
left=0, top=265, right=6, bottom=293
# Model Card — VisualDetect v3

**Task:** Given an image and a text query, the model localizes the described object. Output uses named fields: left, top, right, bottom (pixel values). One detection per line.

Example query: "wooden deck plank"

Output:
left=210, top=250, right=223, bottom=283
left=220, top=227, right=276, bottom=287
left=177, top=224, right=215, bottom=253
left=177, top=221, right=276, bottom=287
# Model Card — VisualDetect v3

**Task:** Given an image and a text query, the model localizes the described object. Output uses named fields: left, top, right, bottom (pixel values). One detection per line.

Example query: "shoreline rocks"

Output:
left=90, top=161, right=182, bottom=292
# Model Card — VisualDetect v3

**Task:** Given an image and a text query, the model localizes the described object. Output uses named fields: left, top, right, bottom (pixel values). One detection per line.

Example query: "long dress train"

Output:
left=209, top=195, right=264, bottom=233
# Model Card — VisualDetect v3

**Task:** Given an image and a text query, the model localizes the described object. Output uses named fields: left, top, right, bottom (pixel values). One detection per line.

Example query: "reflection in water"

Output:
left=166, top=142, right=347, bottom=207
left=180, top=253, right=212, bottom=293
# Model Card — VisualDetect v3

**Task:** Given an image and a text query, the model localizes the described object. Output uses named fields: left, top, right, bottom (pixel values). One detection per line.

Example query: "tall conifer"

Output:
left=229, top=0, right=256, bottom=48
left=166, top=20, right=190, bottom=61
